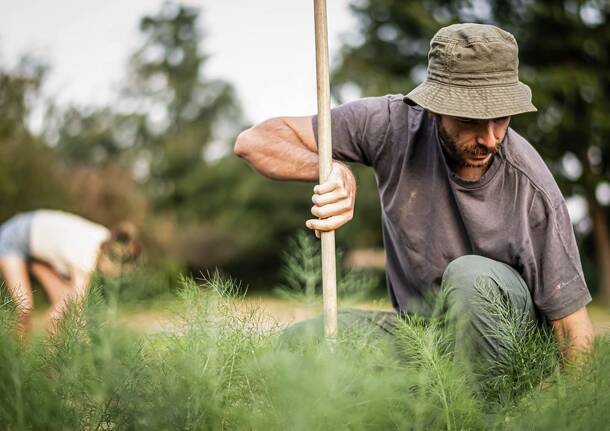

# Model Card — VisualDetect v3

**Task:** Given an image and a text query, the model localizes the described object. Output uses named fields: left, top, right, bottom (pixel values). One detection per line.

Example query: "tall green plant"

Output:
left=275, top=230, right=381, bottom=304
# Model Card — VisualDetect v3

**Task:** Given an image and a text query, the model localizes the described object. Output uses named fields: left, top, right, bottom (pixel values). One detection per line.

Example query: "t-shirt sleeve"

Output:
left=527, top=193, right=592, bottom=320
left=311, top=96, right=391, bottom=167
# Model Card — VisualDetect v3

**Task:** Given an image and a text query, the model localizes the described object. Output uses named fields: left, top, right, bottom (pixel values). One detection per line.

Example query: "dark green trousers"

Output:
left=283, top=255, right=538, bottom=368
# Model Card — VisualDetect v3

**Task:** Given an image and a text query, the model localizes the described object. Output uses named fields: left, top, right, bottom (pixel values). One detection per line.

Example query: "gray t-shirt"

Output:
left=313, top=94, right=591, bottom=320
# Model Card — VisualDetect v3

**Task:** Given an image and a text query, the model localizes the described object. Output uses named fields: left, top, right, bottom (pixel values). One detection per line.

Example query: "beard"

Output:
left=438, top=123, right=502, bottom=169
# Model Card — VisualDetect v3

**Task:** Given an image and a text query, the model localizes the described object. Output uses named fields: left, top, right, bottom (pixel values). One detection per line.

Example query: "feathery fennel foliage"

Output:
left=0, top=252, right=608, bottom=430
left=275, top=230, right=380, bottom=304
left=470, top=280, right=560, bottom=406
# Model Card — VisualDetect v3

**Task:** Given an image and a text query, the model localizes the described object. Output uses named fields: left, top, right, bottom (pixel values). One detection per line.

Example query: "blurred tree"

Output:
left=173, top=156, right=382, bottom=287
left=119, top=1, right=380, bottom=283
left=0, top=58, right=74, bottom=220
left=41, top=2, right=247, bottom=272
left=50, top=2, right=244, bottom=217
left=173, top=156, right=313, bottom=283
left=52, top=106, right=143, bottom=168
left=123, top=2, right=244, bottom=214
left=333, top=0, right=610, bottom=302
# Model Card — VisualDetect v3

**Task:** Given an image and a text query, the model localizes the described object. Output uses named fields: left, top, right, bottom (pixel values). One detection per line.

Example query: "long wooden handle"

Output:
left=313, top=0, right=337, bottom=340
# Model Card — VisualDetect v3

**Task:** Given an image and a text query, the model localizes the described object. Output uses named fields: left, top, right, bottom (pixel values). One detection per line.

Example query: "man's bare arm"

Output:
left=234, top=116, right=357, bottom=235
left=550, top=306, right=594, bottom=364
left=234, top=116, right=319, bottom=181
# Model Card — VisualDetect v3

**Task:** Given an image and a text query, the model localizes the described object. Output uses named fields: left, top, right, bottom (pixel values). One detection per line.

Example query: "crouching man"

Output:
left=234, top=23, right=593, bottom=365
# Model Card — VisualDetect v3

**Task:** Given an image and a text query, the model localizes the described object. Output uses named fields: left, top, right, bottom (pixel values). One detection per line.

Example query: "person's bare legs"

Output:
left=0, top=256, right=34, bottom=340
left=28, top=260, right=72, bottom=334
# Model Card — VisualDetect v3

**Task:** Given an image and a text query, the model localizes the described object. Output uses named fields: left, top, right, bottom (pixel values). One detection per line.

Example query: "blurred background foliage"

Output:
left=0, top=0, right=608, bottom=301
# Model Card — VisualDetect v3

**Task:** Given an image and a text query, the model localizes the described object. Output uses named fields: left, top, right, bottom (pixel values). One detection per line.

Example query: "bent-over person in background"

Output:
left=0, top=209, right=141, bottom=339
left=235, top=23, right=594, bottom=366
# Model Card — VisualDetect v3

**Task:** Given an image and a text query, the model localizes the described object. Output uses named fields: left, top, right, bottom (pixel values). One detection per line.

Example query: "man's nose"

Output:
left=476, top=121, right=498, bottom=150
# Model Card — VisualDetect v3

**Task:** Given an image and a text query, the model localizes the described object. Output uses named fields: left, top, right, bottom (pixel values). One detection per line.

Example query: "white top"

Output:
left=29, top=210, right=110, bottom=277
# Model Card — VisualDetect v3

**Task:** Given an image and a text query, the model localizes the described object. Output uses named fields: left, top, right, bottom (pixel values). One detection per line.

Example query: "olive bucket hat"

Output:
left=404, top=23, right=537, bottom=119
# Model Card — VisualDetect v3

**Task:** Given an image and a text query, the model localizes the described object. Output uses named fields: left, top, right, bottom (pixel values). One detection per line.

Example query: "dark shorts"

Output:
left=0, top=212, right=34, bottom=258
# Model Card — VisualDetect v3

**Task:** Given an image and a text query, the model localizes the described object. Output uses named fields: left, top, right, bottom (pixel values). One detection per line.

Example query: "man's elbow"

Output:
left=235, top=117, right=288, bottom=159
left=234, top=128, right=255, bottom=160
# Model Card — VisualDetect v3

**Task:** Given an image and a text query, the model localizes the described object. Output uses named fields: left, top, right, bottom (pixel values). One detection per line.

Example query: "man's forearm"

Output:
left=235, top=116, right=358, bottom=236
left=235, top=117, right=320, bottom=181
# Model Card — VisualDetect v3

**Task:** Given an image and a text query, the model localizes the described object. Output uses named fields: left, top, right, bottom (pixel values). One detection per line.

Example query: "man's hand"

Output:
left=306, top=161, right=356, bottom=238
left=235, top=117, right=357, bottom=237
left=550, top=306, right=594, bottom=365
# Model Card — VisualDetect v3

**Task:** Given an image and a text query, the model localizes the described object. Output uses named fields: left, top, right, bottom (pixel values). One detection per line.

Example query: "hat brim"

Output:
left=404, top=80, right=537, bottom=119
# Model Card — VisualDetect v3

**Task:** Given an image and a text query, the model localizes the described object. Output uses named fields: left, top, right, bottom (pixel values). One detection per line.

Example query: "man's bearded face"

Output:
left=437, top=115, right=510, bottom=169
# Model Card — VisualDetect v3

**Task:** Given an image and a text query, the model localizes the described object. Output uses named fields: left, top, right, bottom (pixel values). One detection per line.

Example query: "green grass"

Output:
left=1, top=270, right=610, bottom=430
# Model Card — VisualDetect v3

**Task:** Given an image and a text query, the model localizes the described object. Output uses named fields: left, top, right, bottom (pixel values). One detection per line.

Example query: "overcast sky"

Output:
left=0, top=0, right=357, bottom=123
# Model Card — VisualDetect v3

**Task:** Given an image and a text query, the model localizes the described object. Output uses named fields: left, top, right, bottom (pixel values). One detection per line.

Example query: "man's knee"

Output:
left=441, top=254, right=532, bottom=310
left=441, top=255, right=499, bottom=306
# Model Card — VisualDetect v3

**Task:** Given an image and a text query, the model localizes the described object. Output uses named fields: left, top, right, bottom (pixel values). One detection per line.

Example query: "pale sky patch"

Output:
left=0, top=0, right=357, bottom=124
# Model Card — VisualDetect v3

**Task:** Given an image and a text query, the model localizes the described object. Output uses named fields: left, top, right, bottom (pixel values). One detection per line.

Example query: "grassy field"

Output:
left=3, top=273, right=609, bottom=430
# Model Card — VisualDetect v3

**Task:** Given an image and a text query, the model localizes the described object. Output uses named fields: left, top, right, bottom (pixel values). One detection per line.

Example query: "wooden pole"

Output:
left=313, top=0, right=338, bottom=340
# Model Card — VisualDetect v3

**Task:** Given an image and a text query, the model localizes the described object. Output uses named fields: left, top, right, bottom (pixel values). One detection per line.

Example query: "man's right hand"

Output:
left=306, top=161, right=356, bottom=238
left=234, top=117, right=357, bottom=237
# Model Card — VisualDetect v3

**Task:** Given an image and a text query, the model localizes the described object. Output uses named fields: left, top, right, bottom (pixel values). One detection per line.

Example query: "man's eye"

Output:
left=493, top=116, right=509, bottom=123
left=457, top=118, right=473, bottom=124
